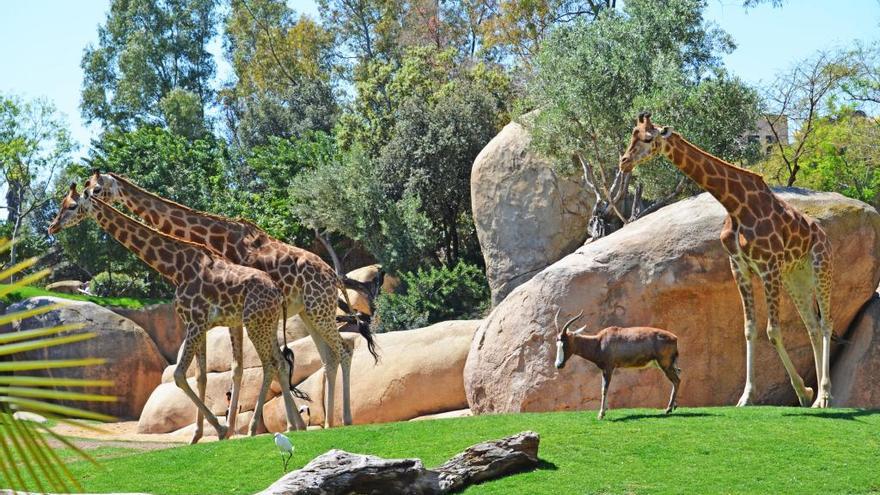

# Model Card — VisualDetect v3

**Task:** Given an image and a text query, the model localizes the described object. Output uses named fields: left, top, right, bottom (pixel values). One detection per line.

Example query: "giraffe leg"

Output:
left=249, top=360, right=274, bottom=436
left=811, top=230, right=834, bottom=408
left=173, top=325, right=227, bottom=441
left=190, top=338, right=207, bottom=445
left=761, top=268, right=813, bottom=407
left=730, top=256, right=758, bottom=406
left=225, top=325, right=244, bottom=439
left=300, top=311, right=345, bottom=428
left=340, top=340, right=354, bottom=426
left=782, top=261, right=823, bottom=403
left=272, top=342, right=307, bottom=431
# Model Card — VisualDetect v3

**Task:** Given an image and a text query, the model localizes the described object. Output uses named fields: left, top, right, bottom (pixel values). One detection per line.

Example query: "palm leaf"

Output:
left=0, top=239, right=115, bottom=493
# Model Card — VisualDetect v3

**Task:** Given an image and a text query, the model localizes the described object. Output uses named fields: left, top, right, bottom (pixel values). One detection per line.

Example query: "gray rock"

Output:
left=257, top=431, right=540, bottom=495
left=471, top=116, right=591, bottom=306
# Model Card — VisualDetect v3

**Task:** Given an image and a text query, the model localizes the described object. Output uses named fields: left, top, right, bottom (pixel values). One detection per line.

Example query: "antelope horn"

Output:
left=561, top=310, right=584, bottom=333
left=554, top=308, right=562, bottom=332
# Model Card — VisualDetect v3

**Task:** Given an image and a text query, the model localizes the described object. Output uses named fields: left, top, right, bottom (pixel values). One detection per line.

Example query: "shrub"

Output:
left=374, top=261, right=490, bottom=332
left=89, top=271, right=150, bottom=299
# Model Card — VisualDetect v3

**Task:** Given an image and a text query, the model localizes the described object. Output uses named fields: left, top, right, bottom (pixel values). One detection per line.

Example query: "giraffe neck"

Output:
left=660, top=133, right=769, bottom=217
left=88, top=197, right=211, bottom=286
left=108, top=174, right=249, bottom=262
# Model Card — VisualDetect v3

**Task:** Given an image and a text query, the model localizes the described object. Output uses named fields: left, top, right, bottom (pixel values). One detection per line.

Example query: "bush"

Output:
left=374, top=262, right=490, bottom=332
left=89, top=271, right=150, bottom=299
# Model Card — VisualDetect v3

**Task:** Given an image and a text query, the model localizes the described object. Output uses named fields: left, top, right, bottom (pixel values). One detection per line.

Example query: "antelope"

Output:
left=554, top=310, right=681, bottom=419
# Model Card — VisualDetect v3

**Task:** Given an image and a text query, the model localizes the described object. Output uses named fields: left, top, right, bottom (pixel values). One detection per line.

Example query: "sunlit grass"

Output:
left=24, top=406, right=880, bottom=495
left=0, top=283, right=166, bottom=309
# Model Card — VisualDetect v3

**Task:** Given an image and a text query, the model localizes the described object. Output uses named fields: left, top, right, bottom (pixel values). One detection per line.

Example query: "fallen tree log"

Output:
left=257, top=430, right=540, bottom=495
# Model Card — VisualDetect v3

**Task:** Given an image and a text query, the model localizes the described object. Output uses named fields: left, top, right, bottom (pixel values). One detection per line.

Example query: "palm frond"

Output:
left=0, top=239, right=115, bottom=493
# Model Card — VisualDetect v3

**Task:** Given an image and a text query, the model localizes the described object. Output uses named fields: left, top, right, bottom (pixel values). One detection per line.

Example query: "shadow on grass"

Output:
left=536, top=459, right=558, bottom=471
left=780, top=409, right=880, bottom=422
left=610, top=411, right=716, bottom=422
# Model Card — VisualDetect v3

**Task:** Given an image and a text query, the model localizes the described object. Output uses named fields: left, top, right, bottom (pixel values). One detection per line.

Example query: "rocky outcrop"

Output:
left=4, top=297, right=167, bottom=419
left=264, top=320, right=481, bottom=429
left=465, top=190, right=880, bottom=414
left=831, top=289, right=880, bottom=408
left=471, top=116, right=591, bottom=306
left=114, top=303, right=183, bottom=363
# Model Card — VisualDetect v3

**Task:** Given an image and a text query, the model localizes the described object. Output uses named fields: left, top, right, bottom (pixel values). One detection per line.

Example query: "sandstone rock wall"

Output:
left=465, top=190, right=880, bottom=413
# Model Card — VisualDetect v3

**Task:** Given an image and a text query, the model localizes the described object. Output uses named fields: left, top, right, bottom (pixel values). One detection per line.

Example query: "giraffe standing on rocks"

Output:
left=48, top=185, right=307, bottom=441
left=618, top=112, right=833, bottom=408
left=82, top=171, right=378, bottom=427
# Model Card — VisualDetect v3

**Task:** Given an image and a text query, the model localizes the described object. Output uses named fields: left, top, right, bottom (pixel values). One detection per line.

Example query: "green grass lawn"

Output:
left=0, top=283, right=166, bottom=309
left=18, top=406, right=880, bottom=495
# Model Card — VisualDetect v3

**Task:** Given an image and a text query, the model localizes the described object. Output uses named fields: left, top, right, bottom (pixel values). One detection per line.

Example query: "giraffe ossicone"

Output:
left=620, top=112, right=833, bottom=408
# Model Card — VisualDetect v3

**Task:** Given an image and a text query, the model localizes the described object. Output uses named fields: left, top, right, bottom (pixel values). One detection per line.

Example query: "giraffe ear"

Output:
left=660, top=126, right=672, bottom=138
left=69, top=182, right=77, bottom=192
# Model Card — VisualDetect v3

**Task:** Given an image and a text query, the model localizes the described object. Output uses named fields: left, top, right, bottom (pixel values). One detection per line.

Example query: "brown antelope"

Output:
left=554, top=310, right=681, bottom=419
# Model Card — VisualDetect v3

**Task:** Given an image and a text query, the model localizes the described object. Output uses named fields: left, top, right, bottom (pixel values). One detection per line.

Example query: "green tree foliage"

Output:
left=376, top=77, right=502, bottom=263
left=528, top=0, right=760, bottom=237
left=374, top=260, right=490, bottom=332
left=0, top=95, right=74, bottom=271
left=760, top=109, right=880, bottom=209
left=80, top=0, right=217, bottom=130
left=290, top=144, right=434, bottom=273
left=222, top=0, right=337, bottom=148
left=223, top=131, right=336, bottom=244
left=317, top=0, right=405, bottom=65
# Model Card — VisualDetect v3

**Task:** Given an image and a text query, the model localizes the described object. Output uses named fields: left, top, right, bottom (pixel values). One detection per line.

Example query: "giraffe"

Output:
left=48, top=184, right=308, bottom=441
left=618, top=112, right=833, bottom=408
left=82, top=171, right=379, bottom=427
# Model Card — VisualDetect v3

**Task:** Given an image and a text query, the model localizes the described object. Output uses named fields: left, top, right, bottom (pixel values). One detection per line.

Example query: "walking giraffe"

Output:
left=619, top=112, right=833, bottom=408
left=49, top=184, right=308, bottom=441
left=82, top=171, right=378, bottom=427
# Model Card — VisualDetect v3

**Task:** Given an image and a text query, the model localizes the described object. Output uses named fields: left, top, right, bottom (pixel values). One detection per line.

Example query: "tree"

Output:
left=316, top=0, right=406, bottom=66
left=527, top=0, right=760, bottom=239
left=222, top=0, right=337, bottom=148
left=376, top=79, right=502, bottom=264
left=764, top=108, right=880, bottom=209
left=290, top=145, right=434, bottom=274
left=0, top=95, right=74, bottom=272
left=80, top=0, right=217, bottom=131
left=761, top=50, right=853, bottom=186
left=483, top=0, right=609, bottom=69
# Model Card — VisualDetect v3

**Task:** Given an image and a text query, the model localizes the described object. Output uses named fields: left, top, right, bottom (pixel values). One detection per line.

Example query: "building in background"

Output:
left=747, top=114, right=789, bottom=154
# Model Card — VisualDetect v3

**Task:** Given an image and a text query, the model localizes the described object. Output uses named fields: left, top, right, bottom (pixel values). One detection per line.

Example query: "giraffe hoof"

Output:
left=215, top=425, right=229, bottom=440
left=736, top=392, right=754, bottom=407
left=800, top=387, right=814, bottom=407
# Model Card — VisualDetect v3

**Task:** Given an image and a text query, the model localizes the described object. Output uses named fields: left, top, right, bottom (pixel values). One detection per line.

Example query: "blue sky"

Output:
left=1, top=0, right=877, bottom=157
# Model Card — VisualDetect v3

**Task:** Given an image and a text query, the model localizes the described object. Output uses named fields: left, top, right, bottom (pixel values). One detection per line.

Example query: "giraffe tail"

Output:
left=281, top=304, right=311, bottom=402
left=337, top=277, right=380, bottom=364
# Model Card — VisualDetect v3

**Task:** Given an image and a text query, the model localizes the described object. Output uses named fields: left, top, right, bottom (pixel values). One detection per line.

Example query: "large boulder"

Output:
left=471, top=116, right=591, bottom=306
left=114, top=303, right=183, bottom=363
left=264, top=320, right=481, bottom=430
left=465, top=190, right=880, bottom=414
left=830, top=289, right=880, bottom=408
left=4, top=297, right=167, bottom=419
left=341, top=264, right=401, bottom=315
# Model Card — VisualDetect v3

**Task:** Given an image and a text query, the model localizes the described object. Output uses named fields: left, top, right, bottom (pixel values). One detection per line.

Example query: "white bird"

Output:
left=273, top=432, right=295, bottom=472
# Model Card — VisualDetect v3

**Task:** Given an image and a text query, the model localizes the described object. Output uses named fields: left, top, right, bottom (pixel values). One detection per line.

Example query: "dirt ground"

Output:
left=48, top=421, right=215, bottom=453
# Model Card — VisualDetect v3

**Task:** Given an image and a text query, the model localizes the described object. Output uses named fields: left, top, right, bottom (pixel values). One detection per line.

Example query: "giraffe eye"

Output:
left=69, top=203, right=78, bottom=210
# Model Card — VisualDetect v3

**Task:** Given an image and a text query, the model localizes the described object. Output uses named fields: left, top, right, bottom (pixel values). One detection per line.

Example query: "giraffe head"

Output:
left=48, top=183, right=91, bottom=234
left=619, top=112, right=672, bottom=173
left=83, top=169, right=122, bottom=204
